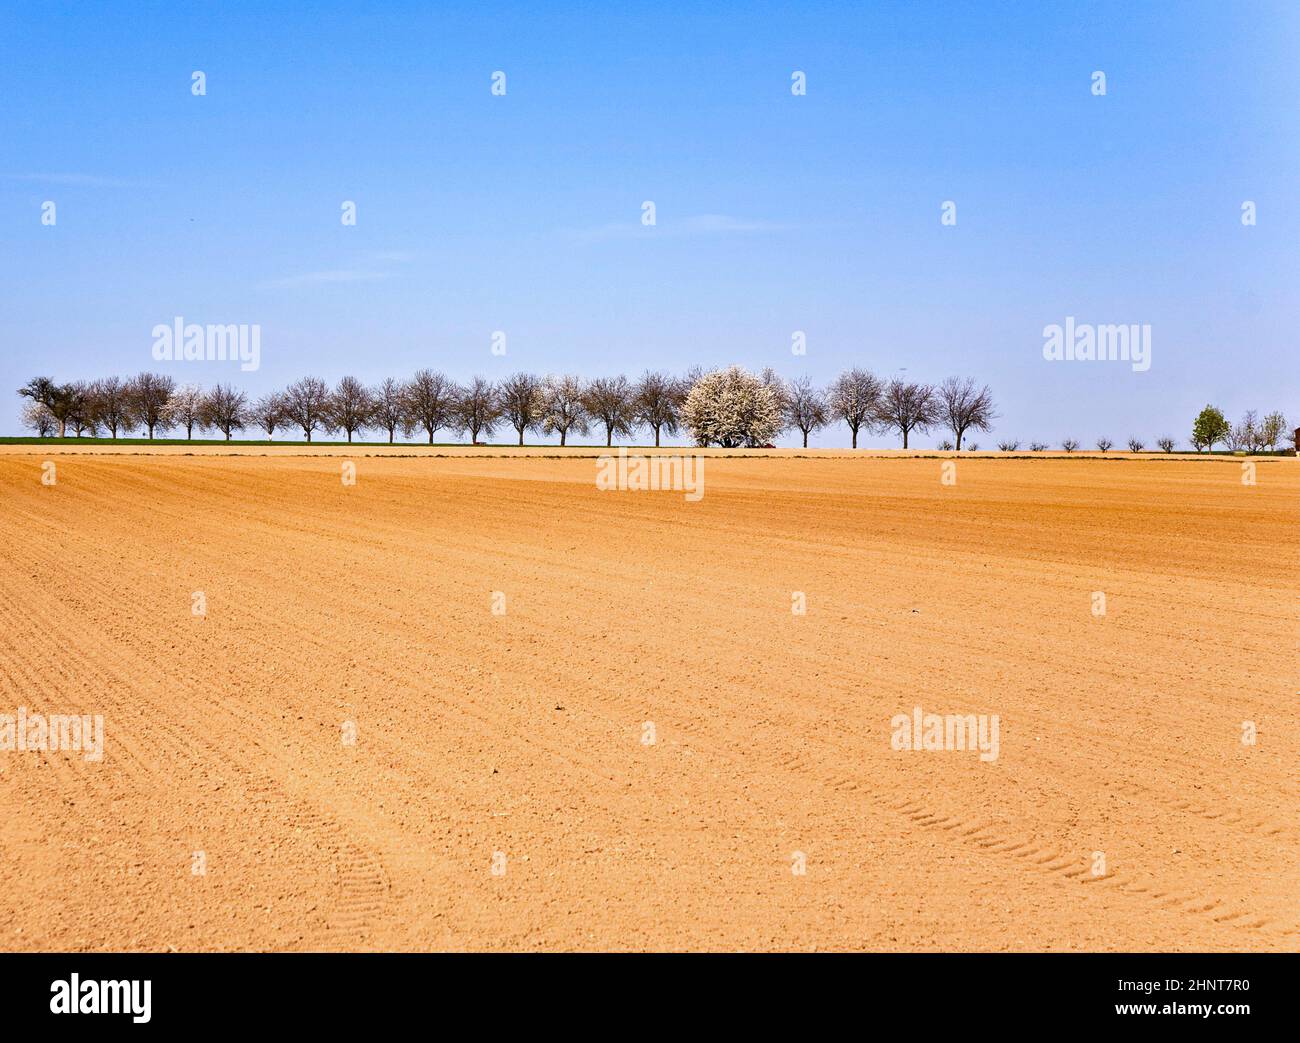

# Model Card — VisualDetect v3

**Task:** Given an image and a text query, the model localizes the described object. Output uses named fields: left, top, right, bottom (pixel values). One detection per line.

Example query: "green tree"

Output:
left=1191, top=405, right=1229, bottom=452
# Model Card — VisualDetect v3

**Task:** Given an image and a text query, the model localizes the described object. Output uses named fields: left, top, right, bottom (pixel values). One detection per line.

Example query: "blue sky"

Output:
left=3, top=0, right=1297, bottom=446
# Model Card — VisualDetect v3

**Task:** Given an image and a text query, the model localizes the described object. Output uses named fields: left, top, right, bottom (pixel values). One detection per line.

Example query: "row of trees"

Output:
left=17, top=368, right=998, bottom=448
left=19, top=376, right=1286, bottom=453
left=17, top=372, right=686, bottom=445
left=985, top=405, right=1290, bottom=453
left=991, top=437, right=1180, bottom=452
left=1190, top=405, right=1290, bottom=453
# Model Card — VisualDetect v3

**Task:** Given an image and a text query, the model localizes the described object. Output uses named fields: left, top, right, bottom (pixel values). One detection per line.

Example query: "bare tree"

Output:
left=248, top=394, right=286, bottom=439
left=455, top=377, right=501, bottom=444
left=1127, top=437, right=1144, bottom=452
left=828, top=368, right=883, bottom=449
left=370, top=377, right=411, bottom=444
left=1061, top=438, right=1079, bottom=452
left=498, top=372, right=544, bottom=446
left=21, top=400, right=58, bottom=437
left=17, top=377, right=79, bottom=438
left=878, top=380, right=936, bottom=449
left=633, top=370, right=681, bottom=448
left=327, top=375, right=374, bottom=444
left=1156, top=437, right=1176, bottom=453
left=127, top=372, right=176, bottom=439
left=282, top=377, right=331, bottom=442
left=1224, top=413, right=1253, bottom=452
left=936, top=377, right=996, bottom=451
left=67, top=380, right=98, bottom=437
left=1096, top=438, right=1113, bottom=451
left=540, top=375, right=590, bottom=446
left=583, top=375, right=639, bottom=447
left=167, top=384, right=207, bottom=440
left=1260, top=411, right=1287, bottom=452
left=785, top=377, right=827, bottom=448
left=1238, top=410, right=1265, bottom=453
left=996, top=440, right=1020, bottom=451
left=404, top=369, right=457, bottom=444
left=92, top=376, right=135, bottom=439
left=203, top=383, right=248, bottom=441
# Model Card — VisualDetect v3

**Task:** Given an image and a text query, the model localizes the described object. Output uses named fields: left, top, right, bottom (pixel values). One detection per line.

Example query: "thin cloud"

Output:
left=566, top=213, right=792, bottom=243
left=364, top=249, right=419, bottom=263
left=259, top=270, right=392, bottom=289
left=679, top=214, right=787, bottom=233
left=260, top=250, right=414, bottom=289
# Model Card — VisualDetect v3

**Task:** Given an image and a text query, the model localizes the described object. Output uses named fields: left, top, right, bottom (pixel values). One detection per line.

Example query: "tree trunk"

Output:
left=654, top=426, right=661, bottom=447
left=606, top=426, right=613, bottom=447
left=389, top=429, right=395, bottom=444
left=956, top=432, right=963, bottom=451
left=802, top=431, right=808, bottom=448
left=348, top=430, right=353, bottom=443
left=187, top=421, right=194, bottom=439
left=428, top=428, right=434, bottom=444
left=58, top=418, right=67, bottom=437
left=560, top=430, right=566, bottom=447
left=903, top=429, right=909, bottom=449
left=851, top=428, right=858, bottom=449
left=518, top=429, right=524, bottom=446
left=148, top=423, right=155, bottom=439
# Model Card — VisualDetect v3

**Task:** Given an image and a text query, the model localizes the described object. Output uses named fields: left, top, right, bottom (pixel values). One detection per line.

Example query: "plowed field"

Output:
left=1, top=449, right=1295, bottom=950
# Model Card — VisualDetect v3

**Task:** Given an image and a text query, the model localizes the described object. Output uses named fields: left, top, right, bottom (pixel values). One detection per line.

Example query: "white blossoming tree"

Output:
left=682, top=366, right=783, bottom=447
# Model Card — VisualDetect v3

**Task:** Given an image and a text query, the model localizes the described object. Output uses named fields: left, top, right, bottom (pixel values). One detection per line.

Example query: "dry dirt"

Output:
left=1, top=448, right=1296, bottom=951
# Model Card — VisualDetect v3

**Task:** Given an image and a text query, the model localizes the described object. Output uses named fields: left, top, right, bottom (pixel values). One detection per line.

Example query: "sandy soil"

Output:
left=0, top=449, right=1295, bottom=951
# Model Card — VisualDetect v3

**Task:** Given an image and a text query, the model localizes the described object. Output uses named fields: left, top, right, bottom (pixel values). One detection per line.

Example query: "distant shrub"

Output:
left=1061, top=438, right=1079, bottom=452
left=1156, top=437, right=1176, bottom=453
left=1096, top=438, right=1113, bottom=451
left=1127, top=438, right=1145, bottom=452
left=937, top=439, right=954, bottom=450
left=997, top=440, right=1020, bottom=451
left=1029, top=441, right=1048, bottom=452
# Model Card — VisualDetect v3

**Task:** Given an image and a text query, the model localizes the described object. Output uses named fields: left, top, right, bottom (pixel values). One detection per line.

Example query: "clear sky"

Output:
left=3, top=0, right=1297, bottom=446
